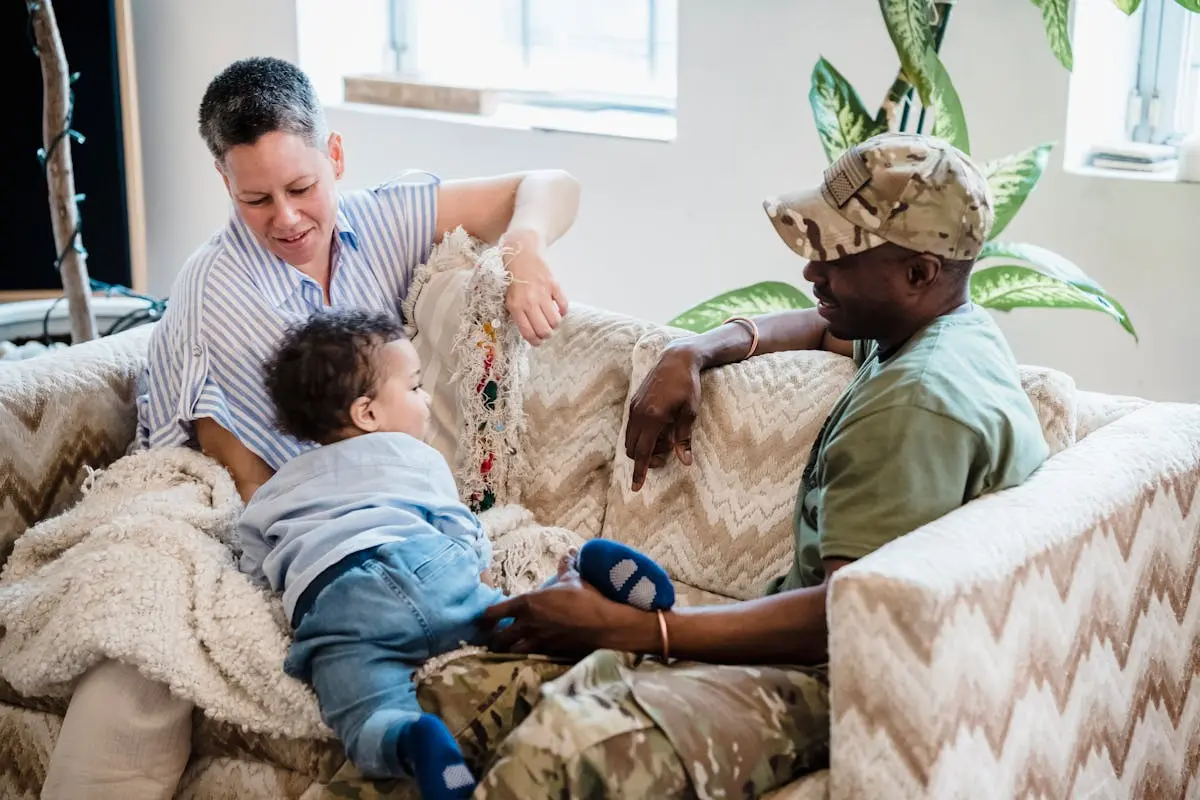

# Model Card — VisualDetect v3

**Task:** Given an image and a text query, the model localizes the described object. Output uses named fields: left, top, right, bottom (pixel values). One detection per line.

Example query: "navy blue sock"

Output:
left=577, top=539, right=675, bottom=611
left=398, top=714, right=475, bottom=799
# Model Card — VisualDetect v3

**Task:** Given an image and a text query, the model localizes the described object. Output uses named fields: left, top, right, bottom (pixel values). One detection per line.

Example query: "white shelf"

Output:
left=0, top=296, right=156, bottom=342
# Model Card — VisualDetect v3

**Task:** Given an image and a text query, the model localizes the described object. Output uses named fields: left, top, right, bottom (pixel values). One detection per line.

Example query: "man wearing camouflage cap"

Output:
left=465, top=133, right=1049, bottom=798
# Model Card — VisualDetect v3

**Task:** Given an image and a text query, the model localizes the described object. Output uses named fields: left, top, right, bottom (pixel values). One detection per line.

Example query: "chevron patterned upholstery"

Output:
left=826, top=401, right=1200, bottom=799
left=1, top=280, right=1195, bottom=799
left=516, top=304, right=657, bottom=539
left=600, top=327, right=858, bottom=600
left=0, top=326, right=154, bottom=567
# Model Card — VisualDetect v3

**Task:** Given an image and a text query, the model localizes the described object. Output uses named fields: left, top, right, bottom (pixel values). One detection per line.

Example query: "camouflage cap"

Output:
left=763, top=132, right=994, bottom=262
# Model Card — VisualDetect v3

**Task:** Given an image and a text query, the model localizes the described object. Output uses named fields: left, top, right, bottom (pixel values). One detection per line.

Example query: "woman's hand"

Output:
left=501, top=231, right=569, bottom=347
left=436, top=171, right=578, bottom=346
left=625, top=342, right=704, bottom=491
left=479, top=573, right=655, bottom=658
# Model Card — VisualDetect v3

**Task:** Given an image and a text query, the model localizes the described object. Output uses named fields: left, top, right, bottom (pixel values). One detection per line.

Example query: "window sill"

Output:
left=332, top=99, right=676, bottom=143
left=1065, top=162, right=1184, bottom=182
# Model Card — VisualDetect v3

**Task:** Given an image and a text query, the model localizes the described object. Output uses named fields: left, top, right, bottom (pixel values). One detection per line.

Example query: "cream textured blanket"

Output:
left=0, top=446, right=581, bottom=738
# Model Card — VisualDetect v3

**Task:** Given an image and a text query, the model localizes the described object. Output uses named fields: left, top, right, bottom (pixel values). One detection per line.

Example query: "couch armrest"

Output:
left=0, top=326, right=153, bottom=566
left=826, top=402, right=1200, bottom=799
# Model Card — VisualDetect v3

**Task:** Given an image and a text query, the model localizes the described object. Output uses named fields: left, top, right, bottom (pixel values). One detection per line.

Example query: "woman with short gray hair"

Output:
left=41, top=55, right=581, bottom=800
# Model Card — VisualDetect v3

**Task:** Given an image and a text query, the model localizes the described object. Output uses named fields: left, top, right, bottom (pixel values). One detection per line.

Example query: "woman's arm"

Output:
left=194, top=417, right=274, bottom=503
left=436, top=170, right=582, bottom=346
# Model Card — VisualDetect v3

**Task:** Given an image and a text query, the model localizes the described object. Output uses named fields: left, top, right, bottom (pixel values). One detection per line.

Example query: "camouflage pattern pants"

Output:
left=324, top=649, right=829, bottom=800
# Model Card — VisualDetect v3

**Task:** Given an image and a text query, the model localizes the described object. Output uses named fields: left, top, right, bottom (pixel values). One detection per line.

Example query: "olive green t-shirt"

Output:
left=768, top=305, right=1049, bottom=593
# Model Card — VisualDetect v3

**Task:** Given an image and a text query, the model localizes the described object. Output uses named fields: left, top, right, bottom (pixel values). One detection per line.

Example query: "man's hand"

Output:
left=479, top=573, right=653, bottom=658
left=502, top=232, right=569, bottom=346
left=625, top=343, right=703, bottom=491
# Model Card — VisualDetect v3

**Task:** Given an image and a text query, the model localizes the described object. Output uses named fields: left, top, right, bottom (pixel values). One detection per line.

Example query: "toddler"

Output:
left=237, top=308, right=675, bottom=799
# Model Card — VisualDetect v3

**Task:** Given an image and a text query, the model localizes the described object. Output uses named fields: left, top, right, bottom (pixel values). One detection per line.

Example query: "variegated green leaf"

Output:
left=879, top=0, right=937, bottom=104
left=925, top=49, right=970, bottom=154
left=979, top=241, right=1102, bottom=291
left=668, top=282, right=815, bottom=333
left=1112, top=0, right=1143, bottom=13
left=810, top=58, right=886, bottom=163
left=975, top=242, right=1137, bottom=339
left=981, top=142, right=1054, bottom=240
left=1034, top=0, right=1074, bottom=70
left=1173, top=0, right=1200, bottom=12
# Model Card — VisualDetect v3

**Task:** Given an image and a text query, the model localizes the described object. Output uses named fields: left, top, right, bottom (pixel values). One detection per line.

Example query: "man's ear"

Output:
left=348, top=395, right=377, bottom=432
left=906, top=252, right=942, bottom=292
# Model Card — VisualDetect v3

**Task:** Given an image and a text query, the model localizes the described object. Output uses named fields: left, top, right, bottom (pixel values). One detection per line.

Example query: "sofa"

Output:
left=1, top=233, right=1198, bottom=799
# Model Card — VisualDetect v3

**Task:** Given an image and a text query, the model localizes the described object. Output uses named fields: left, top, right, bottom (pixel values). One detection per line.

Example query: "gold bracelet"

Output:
left=723, top=316, right=760, bottom=360
left=656, top=610, right=670, bottom=661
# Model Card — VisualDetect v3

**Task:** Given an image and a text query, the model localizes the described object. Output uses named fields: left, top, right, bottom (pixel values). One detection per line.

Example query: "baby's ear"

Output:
left=348, top=395, right=377, bottom=432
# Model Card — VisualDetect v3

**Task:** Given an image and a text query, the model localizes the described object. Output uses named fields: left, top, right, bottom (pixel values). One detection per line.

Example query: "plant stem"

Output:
left=915, top=2, right=955, bottom=134
left=877, top=71, right=914, bottom=131
left=887, top=1, right=955, bottom=134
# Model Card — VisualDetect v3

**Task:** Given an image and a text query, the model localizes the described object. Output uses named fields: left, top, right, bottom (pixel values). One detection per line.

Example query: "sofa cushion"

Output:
left=0, top=701, right=60, bottom=799
left=1018, top=364, right=1078, bottom=457
left=406, top=266, right=473, bottom=467
left=1075, top=389, right=1150, bottom=440
left=601, top=329, right=858, bottom=601
left=0, top=678, right=341, bottom=784
left=0, top=326, right=152, bottom=567
left=403, top=227, right=527, bottom=512
left=674, top=581, right=738, bottom=608
left=516, top=306, right=658, bottom=538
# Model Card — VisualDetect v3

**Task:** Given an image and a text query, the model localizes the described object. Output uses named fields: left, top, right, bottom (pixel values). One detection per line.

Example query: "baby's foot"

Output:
left=577, top=539, right=675, bottom=611
left=399, top=714, right=476, bottom=799
left=557, top=546, right=579, bottom=578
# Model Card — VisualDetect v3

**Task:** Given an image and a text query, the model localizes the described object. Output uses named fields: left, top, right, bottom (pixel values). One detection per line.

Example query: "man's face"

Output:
left=219, top=130, right=343, bottom=270
left=802, top=244, right=920, bottom=342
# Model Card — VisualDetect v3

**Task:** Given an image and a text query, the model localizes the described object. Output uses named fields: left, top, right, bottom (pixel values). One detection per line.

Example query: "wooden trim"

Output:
left=0, top=290, right=123, bottom=302
left=0, top=290, right=66, bottom=302
left=114, top=0, right=147, bottom=293
left=343, top=73, right=499, bottom=116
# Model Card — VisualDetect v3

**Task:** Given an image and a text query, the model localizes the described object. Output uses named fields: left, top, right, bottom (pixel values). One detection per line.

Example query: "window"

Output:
left=1130, top=0, right=1199, bottom=144
left=1064, top=0, right=1200, bottom=177
left=387, top=0, right=678, bottom=114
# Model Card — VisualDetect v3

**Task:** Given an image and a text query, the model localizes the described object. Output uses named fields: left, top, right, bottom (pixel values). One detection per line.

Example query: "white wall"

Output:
left=134, top=0, right=1200, bottom=402
left=132, top=0, right=299, bottom=295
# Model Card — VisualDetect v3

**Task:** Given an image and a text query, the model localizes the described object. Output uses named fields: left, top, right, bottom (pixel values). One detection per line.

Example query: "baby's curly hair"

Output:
left=263, top=308, right=405, bottom=445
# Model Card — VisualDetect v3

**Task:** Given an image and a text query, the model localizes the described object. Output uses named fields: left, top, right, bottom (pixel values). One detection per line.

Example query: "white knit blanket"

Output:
left=0, top=446, right=582, bottom=739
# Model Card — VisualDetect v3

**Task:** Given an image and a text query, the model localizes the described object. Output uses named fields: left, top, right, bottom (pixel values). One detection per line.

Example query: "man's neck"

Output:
left=876, top=291, right=972, bottom=356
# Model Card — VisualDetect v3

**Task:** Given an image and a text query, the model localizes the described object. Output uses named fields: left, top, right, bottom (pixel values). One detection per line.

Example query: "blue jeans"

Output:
left=284, top=535, right=505, bottom=778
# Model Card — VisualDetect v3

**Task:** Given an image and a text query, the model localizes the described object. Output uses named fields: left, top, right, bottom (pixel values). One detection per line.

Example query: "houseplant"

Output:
left=668, top=0, right=1197, bottom=339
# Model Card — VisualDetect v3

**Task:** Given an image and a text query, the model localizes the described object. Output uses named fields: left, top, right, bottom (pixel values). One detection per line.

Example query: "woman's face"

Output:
left=218, top=130, right=344, bottom=271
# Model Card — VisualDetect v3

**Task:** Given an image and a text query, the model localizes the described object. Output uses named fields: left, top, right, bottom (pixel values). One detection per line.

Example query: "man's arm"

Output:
left=618, top=558, right=852, bottom=664
left=194, top=417, right=274, bottom=503
left=436, top=170, right=582, bottom=345
left=484, top=558, right=852, bottom=665
left=626, top=309, right=851, bottom=489
left=678, top=309, right=853, bottom=372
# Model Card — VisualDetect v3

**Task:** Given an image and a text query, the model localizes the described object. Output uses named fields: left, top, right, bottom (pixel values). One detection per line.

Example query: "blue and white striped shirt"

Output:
left=136, top=173, right=440, bottom=470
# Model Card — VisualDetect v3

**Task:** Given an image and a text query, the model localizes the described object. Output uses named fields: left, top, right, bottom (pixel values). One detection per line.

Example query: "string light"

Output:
left=24, top=0, right=166, bottom=344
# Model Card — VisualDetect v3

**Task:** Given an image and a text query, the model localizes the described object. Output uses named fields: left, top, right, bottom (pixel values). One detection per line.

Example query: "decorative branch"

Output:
left=27, top=0, right=97, bottom=343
